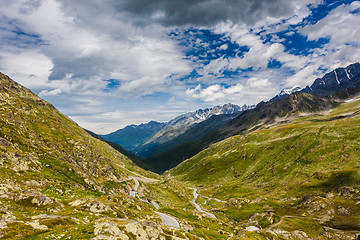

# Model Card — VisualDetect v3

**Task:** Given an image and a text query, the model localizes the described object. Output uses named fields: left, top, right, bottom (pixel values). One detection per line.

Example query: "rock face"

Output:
left=302, top=62, right=360, bottom=96
left=271, top=63, right=360, bottom=101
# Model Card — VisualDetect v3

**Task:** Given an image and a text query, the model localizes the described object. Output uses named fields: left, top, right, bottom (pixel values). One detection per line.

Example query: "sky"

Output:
left=1, top=0, right=360, bottom=134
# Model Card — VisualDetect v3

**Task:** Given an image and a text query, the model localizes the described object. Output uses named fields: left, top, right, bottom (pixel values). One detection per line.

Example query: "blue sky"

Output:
left=0, top=0, right=360, bottom=133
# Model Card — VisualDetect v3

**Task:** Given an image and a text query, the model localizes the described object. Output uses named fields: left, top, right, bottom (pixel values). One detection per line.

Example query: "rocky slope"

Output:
left=0, top=73, right=219, bottom=240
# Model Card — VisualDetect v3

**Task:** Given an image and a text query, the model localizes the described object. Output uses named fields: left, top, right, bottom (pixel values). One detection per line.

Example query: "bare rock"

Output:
left=93, top=219, right=129, bottom=240
left=26, top=220, right=48, bottom=230
left=31, top=195, right=53, bottom=206
left=245, top=226, right=260, bottom=232
left=68, top=199, right=88, bottom=207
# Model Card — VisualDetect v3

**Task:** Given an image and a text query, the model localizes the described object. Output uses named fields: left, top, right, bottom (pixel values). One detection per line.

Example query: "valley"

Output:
left=1, top=64, right=360, bottom=240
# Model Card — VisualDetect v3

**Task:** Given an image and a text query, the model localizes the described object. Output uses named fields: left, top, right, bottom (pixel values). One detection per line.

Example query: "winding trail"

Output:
left=191, top=188, right=216, bottom=219
left=128, top=176, right=139, bottom=197
left=128, top=175, right=180, bottom=228
left=154, top=211, right=180, bottom=229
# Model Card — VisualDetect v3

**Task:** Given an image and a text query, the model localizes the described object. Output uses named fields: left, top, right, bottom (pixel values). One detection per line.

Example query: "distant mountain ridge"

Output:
left=145, top=103, right=251, bottom=145
left=272, top=62, right=360, bottom=101
left=302, top=62, right=360, bottom=96
left=101, top=103, right=254, bottom=158
left=100, top=121, right=166, bottom=153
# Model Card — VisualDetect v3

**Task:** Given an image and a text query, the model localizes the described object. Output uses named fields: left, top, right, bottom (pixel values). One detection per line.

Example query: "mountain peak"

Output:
left=302, top=62, right=360, bottom=96
left=271, top=86, right=302, bottom=101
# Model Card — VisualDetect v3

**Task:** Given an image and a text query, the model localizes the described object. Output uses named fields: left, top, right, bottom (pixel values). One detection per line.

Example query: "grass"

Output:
left=169, top=99, right=360, bottom=236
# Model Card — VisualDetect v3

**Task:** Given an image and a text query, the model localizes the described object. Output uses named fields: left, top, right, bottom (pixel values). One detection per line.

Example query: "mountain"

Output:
left=271, top=63, right=360, bottom=101
left=270, top=86, right=302, bottom=101
left=302, top=62, right=360, bottom=96
left=136, top=103, right=253, bottom=158
left=145, top=103, right=250, bottom=145
left=100, top=120, right=166, bottom=153
left=169, top=92, right=360, bottom=239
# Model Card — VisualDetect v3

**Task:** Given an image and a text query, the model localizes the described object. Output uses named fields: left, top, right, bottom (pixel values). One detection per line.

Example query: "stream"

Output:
left=191, top=188, right=216, bottom=219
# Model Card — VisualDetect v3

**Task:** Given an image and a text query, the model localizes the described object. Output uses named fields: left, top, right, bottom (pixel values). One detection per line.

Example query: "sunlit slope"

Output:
left=171, top=98, right=360, bottom=189
left=170, top=98, right=360, bottom=235
left=0, top=73, right=180, bottom=239
left=0, top=73, right=153, bottom=189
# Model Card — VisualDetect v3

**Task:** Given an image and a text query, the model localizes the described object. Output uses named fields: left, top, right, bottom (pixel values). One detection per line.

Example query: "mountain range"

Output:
left=101, top=103, right=254, bottom=158
left=272, top=62, right=360, bottom=101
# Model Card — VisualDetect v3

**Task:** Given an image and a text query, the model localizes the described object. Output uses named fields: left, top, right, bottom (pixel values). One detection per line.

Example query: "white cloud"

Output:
left=219, top=44, right=228, bottom=50
left=39, top=88, right=62, bottom=96
left=301, top=2, right=360, bottom=44
left=186, top=76, right=274, bottom=105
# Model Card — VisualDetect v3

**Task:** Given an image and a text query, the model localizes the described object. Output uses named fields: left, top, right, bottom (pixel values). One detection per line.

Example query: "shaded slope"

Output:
left=101, top=121, right=166, bottom=153
left=85, top=129, right=155, bottom=171
left=144, top=92, right=339, bottom=173
left=136, top=112, right=241, bottom=160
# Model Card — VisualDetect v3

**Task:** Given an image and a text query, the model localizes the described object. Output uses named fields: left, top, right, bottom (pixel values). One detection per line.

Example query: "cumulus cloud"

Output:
left=39, top=88, right=62, bottom=96
left=186, top=76, right=274, bottom=105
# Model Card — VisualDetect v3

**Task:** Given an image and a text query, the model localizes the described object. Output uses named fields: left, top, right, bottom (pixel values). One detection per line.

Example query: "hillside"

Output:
left=169, top=95, right=360, bottom=239
left=0, top=73, right=205, bottom=239
left=0, top=73, right=271, bottom=240
left=0, top=72, right=165, bottom=238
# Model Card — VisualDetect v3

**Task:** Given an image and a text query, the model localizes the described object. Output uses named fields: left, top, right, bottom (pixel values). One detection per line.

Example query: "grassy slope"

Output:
left=0, top=73, right=175, bottom=239
left=0, top=73, right=243, bottom=240
left=170, top=98, right=360, bottom=238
